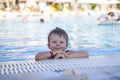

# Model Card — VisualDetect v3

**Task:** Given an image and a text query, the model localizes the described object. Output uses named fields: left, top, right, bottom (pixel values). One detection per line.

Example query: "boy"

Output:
left=35, top=27, right=88, bottom=61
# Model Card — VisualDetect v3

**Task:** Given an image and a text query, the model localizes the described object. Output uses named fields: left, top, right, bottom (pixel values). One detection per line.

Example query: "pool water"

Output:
left=0, top=14, right=120, bottom=62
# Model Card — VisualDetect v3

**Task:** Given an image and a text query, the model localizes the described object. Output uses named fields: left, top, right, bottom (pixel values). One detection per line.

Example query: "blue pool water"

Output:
left=0, top=14, right=120, bottom=62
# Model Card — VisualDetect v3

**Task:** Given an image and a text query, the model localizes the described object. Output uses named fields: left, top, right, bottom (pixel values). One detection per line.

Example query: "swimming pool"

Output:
left=0, top=13, right=120, bottom=62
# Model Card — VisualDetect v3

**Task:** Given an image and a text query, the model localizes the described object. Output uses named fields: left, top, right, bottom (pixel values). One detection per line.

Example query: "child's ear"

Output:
left=48, top=44, right=50, bottom=49
left=66, top=43, right=68, bottom=49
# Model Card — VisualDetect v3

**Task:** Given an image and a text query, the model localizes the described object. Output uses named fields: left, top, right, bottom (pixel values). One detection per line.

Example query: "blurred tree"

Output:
left=90, top=4, right=97, bottom=10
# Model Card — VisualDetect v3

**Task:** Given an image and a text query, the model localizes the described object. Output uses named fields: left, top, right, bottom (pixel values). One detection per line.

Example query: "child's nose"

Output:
left=56, top=42, right=60, bottom=46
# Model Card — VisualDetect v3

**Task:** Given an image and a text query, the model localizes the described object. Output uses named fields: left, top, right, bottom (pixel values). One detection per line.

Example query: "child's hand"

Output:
left=53, top=51, right=65, bottom=55
left=53, top=50, right=70, bottom=59
left=54, top=53, right=66, bottom=59
left=64, top=50, right=74, bottom=58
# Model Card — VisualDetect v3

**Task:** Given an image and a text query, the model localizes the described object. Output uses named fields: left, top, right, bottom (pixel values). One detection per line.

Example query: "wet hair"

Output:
left=108, top=12, right=115, bottom=17
left=48, top=27, right=68, bottom=44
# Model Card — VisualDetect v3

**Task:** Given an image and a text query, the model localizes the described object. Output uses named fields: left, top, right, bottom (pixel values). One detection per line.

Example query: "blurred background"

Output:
left=0, top=0, right=120, bottom=14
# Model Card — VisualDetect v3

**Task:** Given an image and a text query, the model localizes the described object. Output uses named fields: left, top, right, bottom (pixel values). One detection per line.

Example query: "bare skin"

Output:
left=35, top=34, right=88, bottom=61
left=35, top=50, right=88, bottom=60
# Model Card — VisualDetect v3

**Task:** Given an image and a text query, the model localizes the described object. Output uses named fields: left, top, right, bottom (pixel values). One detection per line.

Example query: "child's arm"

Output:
left=35, top=50, right=88, bottom=61
left=35, top=51, right=60, bottom=61
left=35, top=52, right=51, bottom=61
left=54, top=53, right=66, bottom=59
left=66, top=50, right=88, bottom=58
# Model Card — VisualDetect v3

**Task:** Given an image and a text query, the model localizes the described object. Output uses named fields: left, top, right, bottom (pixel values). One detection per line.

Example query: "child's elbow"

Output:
left=85, top=52, right=89, bottom=57
left=35, top=53, right=41, bottom=61
left=81, top=51, right=89, bottom=58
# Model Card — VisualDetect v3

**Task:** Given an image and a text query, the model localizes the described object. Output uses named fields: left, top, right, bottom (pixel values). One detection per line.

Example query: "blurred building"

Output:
left=0, top=0, right=119, bottom=12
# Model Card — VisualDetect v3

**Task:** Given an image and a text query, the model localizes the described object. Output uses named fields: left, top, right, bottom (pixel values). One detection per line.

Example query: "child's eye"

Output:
left=52, top=41, right=56, bottom=43
left=60, top=41, right=64, bottom=43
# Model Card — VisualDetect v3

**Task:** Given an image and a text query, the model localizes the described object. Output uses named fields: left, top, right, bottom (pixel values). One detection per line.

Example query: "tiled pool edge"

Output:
left=0, top=54, right=120, bottom=74
left=0, top=54, right=120, bottom=80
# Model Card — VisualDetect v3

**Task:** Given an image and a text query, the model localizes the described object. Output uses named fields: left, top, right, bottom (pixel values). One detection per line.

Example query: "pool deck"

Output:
left=0, top=54, right=120, bottom=80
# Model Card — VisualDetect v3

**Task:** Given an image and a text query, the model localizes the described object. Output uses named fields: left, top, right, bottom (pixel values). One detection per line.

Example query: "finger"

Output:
left=54, top=54, right=64, bottom=59
left=54, top=54, right=61, bottom=59
left=64, top=53, right=68, bottom=58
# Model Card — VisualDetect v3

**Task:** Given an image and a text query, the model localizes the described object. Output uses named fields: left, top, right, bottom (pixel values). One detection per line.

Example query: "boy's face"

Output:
left=48, top=34, right=68, bottom=51
left=108, top=15, right=115, bottom=20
